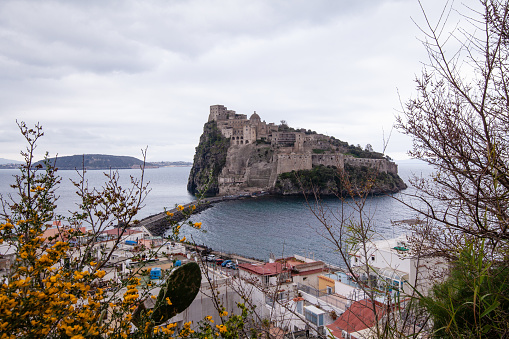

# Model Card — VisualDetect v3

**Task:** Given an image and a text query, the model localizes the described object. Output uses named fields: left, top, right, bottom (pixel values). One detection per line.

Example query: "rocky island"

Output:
left=188, top=105, right=406, bottom=197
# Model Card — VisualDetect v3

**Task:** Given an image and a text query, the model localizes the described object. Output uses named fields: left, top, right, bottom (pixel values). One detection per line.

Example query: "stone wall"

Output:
left=311, top=154, right=344, bottom=168
left=276, top=154, right=312, bottom=175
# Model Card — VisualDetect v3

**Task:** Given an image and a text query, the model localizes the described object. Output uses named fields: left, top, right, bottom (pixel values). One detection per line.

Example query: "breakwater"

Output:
left=136, top=194, right=263, bottom=236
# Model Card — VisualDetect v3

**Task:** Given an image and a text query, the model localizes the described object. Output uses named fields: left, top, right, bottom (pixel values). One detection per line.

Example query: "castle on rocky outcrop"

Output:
left=190, top=105, right=401, bottom=196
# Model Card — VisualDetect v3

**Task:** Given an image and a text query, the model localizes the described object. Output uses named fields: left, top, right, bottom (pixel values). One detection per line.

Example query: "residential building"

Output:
left=349, top=234, right=447, bottom=297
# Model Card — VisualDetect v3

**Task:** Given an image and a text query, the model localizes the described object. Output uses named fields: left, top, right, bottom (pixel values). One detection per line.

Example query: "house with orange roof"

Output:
left=42, top=224, right=88, bottom=245
left=326, top=299, right=388, bottom=339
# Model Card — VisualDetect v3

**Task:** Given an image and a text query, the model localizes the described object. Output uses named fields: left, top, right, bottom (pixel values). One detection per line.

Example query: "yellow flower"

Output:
left=205, top=315, right=214, bottom=323
left=216, top=324, right=227, bottom=333
left=220, top=310, right=228, bottom=317
left=177, top=205, right=184, bottom=211
left=151, top=295, right=157, bottom=299
left=90, top=261, right=97, bottom=266
left=166, top=297, right=172, bottom=305
left=194, top=222, right=202, bottom=229
left=181, top=236, right=186, bottom=242
left=191, top=205, right=196, bottom=210
left=95, top=270, right=106, bottom=278
left=166, top=211, right=174, bottom=217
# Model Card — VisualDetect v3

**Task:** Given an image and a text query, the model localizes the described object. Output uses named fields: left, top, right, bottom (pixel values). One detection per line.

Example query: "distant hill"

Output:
left=1, top=155, right=192, bottom=170
left=33, top=154, right=152, bottom=170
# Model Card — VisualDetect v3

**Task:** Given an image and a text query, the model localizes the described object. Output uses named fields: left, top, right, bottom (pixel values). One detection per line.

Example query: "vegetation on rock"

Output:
left=274, top=164, right=406, bottom=196
left=187, top=121, right=230, bottom=196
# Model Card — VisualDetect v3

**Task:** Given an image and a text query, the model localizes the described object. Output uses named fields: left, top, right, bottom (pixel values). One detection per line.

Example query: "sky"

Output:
left=0, top=0, right=479, bottom=162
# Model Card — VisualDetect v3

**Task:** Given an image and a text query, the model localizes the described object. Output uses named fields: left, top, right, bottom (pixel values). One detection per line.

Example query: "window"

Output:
left=304, top=307, right=324, bottom=327
left=371, top=255, right=375, bottom=261
left=305, top=309, right=317, bottom=325
left=326, top=286, right=333, bottom=295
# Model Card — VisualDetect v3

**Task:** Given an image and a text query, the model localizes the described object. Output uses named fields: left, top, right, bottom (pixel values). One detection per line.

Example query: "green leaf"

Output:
left=480, top=300, right=500, bottom=318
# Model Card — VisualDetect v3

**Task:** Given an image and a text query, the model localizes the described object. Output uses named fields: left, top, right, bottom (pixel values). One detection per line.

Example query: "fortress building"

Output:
left=205, top=105, right=399, bottom=195
left=209, top=105, right=278, bottom=146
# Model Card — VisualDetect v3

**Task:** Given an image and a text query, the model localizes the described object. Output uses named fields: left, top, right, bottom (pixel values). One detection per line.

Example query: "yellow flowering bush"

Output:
left=0, top=123, right=256, bottom=338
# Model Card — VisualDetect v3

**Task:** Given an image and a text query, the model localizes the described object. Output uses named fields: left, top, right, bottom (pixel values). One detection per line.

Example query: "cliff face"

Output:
left=217, top=143, right=277, bottom=195
left=187, top=121, right=229, bottom=196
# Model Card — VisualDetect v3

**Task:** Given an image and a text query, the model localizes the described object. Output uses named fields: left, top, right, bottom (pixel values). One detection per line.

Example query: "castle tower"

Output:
left=209, top=105, right=228, bottom=122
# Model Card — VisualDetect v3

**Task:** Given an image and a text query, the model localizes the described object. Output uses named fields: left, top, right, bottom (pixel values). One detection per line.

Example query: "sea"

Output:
left=0, top=160, right=433, bottom=266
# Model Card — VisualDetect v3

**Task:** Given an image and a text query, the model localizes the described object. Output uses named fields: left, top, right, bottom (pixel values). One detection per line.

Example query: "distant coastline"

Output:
left=0, top=155, right=192, bottom=170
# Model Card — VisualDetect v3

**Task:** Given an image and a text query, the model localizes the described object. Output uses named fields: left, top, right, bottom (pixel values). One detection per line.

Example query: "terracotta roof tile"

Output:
left=238, top=262, right=283, bottom=276
left=326, top=299, right=387, bottom=338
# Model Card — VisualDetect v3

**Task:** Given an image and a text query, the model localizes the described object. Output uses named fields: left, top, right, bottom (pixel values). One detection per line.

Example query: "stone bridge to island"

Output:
left=135, top=194, right=258, bottom=236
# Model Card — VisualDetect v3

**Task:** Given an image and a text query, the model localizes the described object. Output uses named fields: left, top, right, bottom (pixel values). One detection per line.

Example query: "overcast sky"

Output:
left=0, top=0, right=478, bottom=162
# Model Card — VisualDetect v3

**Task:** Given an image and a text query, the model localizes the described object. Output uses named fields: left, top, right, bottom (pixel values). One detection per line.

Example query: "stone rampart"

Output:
left=311, top=154, right=345, bottom=168
left=276, top=154, right=312, bottom=175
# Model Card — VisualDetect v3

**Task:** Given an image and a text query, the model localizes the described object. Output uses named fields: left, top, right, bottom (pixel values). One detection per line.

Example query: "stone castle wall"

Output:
left=311, top=154, right=345, bottom=168
left=276, top=154, right=312, bottom=175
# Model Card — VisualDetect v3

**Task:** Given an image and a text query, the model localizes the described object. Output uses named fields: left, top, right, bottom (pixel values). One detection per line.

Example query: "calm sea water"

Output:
left=0, top=161, right=433, bottom=266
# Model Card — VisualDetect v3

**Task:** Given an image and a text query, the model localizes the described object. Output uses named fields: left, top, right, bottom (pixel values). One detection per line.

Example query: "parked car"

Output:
left=221, top=260, right=232, bottom=267
left=205, top=255, right=216, bottom=262
left=226, top=262, right=238, bottom=269
left=215, top=258, right=224, bottom=265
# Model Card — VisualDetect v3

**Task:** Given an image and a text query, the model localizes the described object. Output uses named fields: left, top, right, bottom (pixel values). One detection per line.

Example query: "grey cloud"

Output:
left=0, top=0, right=476, bottom=162
left=0, top=0, right=379, bottom=77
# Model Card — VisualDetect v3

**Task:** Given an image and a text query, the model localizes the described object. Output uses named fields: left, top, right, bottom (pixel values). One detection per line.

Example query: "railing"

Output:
left=297, top=283, right=356, bottom=311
